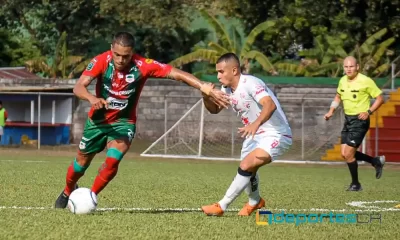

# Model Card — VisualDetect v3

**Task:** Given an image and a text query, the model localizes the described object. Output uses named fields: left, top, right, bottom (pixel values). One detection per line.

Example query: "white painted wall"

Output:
left=2, top=96, right=72, bottom=124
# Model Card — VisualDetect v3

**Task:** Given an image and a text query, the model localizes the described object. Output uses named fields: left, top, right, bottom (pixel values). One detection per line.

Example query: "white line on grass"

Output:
left=2, top=159, right=400, bottom=165
left=0, top=160, right=47, bottom=163
left=0, top=206, right=399, bottom=213
left=346, top=200, right=399, bottom=210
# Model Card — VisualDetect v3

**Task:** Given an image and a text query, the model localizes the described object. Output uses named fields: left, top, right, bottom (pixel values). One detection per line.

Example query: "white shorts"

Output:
left=0, top=126, right=3, bottom=135
left=240, top=132, right=292, bottom=161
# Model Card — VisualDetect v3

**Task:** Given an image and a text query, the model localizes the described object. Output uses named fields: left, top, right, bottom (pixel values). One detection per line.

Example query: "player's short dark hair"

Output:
left=216, top=53, right=240, bottom=67
left=112, top=32, right=135, bottom=48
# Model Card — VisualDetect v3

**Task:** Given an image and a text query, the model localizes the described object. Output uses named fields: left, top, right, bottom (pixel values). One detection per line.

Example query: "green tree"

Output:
left=0, top=28, right=42, bottom=68
left=169, top=10, right=277, bottom=74
left=276, top=28, right=395, bottom=77
left=25, top=32, right=88, bottom=78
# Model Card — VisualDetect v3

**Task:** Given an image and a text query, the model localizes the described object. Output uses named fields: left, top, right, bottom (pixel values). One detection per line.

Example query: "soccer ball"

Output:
left=67, top=188, right=98, bottom=214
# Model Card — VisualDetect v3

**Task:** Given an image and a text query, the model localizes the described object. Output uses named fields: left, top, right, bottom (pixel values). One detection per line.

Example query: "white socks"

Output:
left=218, top=169, right=252, bottom=211
left=244, top=172, right=260, bottom=206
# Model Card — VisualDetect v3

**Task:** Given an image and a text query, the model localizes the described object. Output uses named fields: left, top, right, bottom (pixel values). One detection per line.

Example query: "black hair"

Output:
left=112, top=32, right=135, bottom=48
left=216, top=53, right=240, bottom=67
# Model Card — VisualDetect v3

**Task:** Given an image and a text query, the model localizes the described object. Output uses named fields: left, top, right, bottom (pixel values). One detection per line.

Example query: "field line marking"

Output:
left=0, top=206, right=399, bottom=212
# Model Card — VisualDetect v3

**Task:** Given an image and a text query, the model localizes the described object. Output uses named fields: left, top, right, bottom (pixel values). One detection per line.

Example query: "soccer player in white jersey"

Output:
left=201, top=53, right=293, bottom=217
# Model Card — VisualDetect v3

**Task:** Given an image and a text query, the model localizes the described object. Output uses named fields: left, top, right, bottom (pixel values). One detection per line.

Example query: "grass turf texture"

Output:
left=0, top=148, right=399, bottom=240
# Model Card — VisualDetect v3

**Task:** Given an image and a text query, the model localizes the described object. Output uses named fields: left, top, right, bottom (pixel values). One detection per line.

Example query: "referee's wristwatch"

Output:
left=367, top=109, right=373, bottom=115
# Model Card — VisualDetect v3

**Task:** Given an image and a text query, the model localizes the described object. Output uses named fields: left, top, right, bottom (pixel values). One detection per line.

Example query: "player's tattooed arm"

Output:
left=167, top=68, right=230, bottom=108
left=73, top=75, right=108, bottom=109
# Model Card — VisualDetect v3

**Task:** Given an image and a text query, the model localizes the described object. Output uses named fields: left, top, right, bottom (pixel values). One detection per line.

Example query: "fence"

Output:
left=1, top=91, right=398, bottom=163
left=141, top=95, right=351, bottom=161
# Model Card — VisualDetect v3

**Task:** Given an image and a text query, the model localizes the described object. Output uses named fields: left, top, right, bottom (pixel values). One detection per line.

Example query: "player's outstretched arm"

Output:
left=73, top=75, right=107, bottom=110
left=167, top=68, right=230, bottom=108
left=324, top=93, right=341, bottom=121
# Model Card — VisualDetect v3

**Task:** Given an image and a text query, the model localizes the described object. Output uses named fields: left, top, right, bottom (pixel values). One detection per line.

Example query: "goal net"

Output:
left=140, top=97, right=344, bottom=162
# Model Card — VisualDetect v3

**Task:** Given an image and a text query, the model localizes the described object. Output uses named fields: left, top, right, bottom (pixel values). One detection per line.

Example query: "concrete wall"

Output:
left=70, top=78, right=345, bottom=145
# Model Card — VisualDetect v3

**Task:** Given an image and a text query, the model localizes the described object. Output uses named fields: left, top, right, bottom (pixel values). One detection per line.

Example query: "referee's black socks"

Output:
left=354, top=151, right=377, bottom=166
left=347, top=161, right=360, bottom=185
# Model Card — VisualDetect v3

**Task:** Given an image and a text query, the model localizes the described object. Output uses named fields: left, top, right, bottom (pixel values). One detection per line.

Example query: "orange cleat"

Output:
left=201, top=203, right=224, bottom=216
left=238, top=198, right=266, bottom=216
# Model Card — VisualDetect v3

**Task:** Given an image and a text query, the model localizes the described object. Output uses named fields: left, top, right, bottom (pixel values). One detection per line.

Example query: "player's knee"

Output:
left=73, top=158, right=89, bottom=173
left=237, top=166, right=253, bottom=177
left=239, top=161, right=252, bottom=172
left=106, top=148, right=124, bottom=162
left=343, top=151, right=355, bottom=161
left=76, top=151, right=95, bottom=166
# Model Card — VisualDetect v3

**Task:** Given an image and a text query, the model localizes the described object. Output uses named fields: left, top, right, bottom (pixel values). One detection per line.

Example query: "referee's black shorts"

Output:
left=341, top=114, right=370, bottom=148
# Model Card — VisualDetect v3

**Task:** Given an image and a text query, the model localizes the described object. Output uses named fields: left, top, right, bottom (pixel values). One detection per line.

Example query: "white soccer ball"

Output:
left=67, top=188, right=98, bottom=214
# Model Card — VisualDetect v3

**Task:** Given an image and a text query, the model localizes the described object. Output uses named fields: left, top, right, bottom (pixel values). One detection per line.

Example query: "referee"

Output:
left=324, top=56, right=385, bottom=191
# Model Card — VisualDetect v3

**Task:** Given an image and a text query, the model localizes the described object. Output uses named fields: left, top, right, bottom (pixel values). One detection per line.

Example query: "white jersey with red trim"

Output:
left=221, top=74, right=292, bottom=137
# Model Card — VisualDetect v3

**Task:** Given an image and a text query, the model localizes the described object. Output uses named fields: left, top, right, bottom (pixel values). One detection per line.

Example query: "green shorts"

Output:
left=78, top=119, right=136, bottom=154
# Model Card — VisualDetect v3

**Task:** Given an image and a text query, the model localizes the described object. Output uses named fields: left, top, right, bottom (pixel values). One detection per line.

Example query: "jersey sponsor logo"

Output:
left=153, top=60, right=166, bottom=68
left=145, top=58, right=153, bottom=64
left=103, top=84, right=135, bottom=96
left=255, top=85, right=265, bottom=95
left=241, top=116, right=250, bottom=126
left=106, top=97, right=128, bottom=110
left=126, top=74, right=136, bottom=83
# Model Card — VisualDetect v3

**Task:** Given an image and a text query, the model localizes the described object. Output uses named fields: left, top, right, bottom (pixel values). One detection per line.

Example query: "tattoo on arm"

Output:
left=79, top=75, right=95, bottom=87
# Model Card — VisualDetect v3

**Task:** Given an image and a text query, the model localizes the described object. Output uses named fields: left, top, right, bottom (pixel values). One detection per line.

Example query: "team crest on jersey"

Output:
left=126, top=74, right=136, bottom=83
left=231, top=97, right=238, bottom=105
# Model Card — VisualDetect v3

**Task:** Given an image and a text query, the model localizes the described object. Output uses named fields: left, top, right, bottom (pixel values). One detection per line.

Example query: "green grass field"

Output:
left=0, top=148, right=399, bottom=240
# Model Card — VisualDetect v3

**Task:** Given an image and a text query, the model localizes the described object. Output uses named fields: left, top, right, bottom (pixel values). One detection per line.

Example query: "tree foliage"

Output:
left=0, top=0, right=400, bottom=78
left=170, top=10, right=277, bottom=74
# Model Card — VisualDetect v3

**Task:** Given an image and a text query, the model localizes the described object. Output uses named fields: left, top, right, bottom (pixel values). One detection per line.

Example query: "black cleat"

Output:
left=54, top=184, right=79, bottom=209
left=346, top=183, right=363, bottom=192
left=374, top=155, right=385, bottom=179
left=55, top=192, right=69, bottom=209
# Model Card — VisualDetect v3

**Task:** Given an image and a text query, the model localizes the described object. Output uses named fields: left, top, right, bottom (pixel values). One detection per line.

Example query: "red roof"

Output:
left=0, top=67, right=42, bottom=79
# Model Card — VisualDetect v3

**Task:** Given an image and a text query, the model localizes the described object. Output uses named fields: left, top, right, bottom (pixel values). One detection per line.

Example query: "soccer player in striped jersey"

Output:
left=55, top=32, right=229, bottom=208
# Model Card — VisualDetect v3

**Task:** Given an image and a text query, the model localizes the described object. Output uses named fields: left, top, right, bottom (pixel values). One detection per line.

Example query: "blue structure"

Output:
left=0, top=92, right=74, bottom=146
